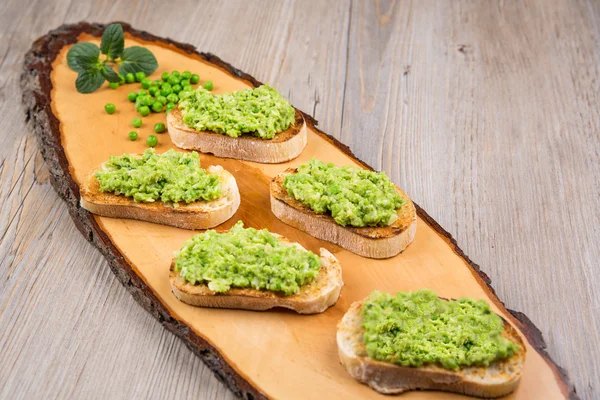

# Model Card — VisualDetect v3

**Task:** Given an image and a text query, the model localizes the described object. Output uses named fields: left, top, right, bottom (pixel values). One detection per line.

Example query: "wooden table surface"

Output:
left=1, top=0, right=598, bottom=398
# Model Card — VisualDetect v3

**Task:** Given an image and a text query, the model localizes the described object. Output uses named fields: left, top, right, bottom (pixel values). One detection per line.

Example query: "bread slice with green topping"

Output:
left=270, top=167, right=417, bottom=259
left=80, top=163, right=240, bottom=230
left=167, top=107, right=307, bottom=163
left=169, top=223, right=343, bottom=314
left=337, top=298, right=526, bottom=398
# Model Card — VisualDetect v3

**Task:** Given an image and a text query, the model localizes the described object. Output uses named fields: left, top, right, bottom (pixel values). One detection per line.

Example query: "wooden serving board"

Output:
left=22, top=22, right=576, bottom=399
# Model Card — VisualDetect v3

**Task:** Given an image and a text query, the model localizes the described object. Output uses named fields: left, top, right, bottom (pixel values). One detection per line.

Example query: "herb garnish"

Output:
left=67, top=23, right=158, bottom=93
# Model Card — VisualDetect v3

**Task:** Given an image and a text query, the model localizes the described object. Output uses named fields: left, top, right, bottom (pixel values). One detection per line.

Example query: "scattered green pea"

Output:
left=181, top=71, right=191, bottom=80
left=166, top=102, right=176, bottom=113
left=172, top=84, right=182, bottom=93
left=183, top=84, right=193, bottom=92
left=153, top=79, right=162, bottom=86
left=109, top=82, right=119, bottom=89
left=161, top=72, right=170, bottom=81
left=118, top=74, right=126, bottom=85
left=156, top=95, right=167, bottom=105
left=127, top=92, right=138, bottom=102
left=180, top=79, right=190, bottom=87
left=141, top=78, right=151, bottom=89
left=125, top=73, right=135, bottom=83
left=190, top=74, right=200, bottom=84
left=138, top=89, right=148, bottom=96
left=204, top=80, right=214, bottom=91
left=149, top=87, right=159, bottom=97
left=151, top=101, right=163, bottom=112
left=135, top=71, right=146, bottom=82
left=128, top=131, right=138, bottom=141
left=143, top=97, right=155, bottom=107
left=168, top=76, right=180, bottom=86
left=166, top=93, right=179, bottom=103
left=139, top=105, right=150, bottom=117
left=132, top=118, right=143, bottom=128
left=147, top=135, right=158, bottom=147
left=104, top=103, right=116, bottom=114
left=154, top=122, right=166, bottom=133
left=172, top=70, right=180, bottom=77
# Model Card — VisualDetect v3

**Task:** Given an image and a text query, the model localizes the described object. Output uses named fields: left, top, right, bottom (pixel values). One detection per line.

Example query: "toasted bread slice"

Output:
left=270, top=169, right=417, bottom=259
left=166, top=107, right=307, bottom=163
left=337, top=300, right=526, bottom=398
left=80, top=164, right=240, bottom=230
left=170, top=245, right=343, bottom=314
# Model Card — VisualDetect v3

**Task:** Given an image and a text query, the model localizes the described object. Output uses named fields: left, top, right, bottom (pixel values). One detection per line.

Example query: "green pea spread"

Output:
left=94, top=149, right=221, bottom=204
left=174, top=221, right=321, bottom=295
left=362, top=290, right=520, bottom=370
left=179, top=85, right=295, bottom=139
left=282, top=158, right=405, bottom=227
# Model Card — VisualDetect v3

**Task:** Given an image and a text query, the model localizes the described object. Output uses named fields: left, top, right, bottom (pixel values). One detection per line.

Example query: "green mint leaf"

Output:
left=118, top=46, right=158, bottom=75
left=75, top=69, right=105, bottom=93
left=66, top=42, right=100, bottom=72
left=100, top=23, right=124, bottom=60
left=101, top=64, right=121, bottom=83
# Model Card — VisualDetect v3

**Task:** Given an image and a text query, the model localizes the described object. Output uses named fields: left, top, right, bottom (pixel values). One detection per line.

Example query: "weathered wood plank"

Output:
left=0, top=0, right=598, bottom=398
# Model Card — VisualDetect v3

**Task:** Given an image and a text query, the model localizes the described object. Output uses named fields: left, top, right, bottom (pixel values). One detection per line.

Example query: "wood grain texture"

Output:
left=1, top=1, right=598, bottom=399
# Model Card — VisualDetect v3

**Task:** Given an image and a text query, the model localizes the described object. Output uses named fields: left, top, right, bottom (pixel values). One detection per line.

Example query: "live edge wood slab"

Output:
left=21, top=22, right=577, bottom=400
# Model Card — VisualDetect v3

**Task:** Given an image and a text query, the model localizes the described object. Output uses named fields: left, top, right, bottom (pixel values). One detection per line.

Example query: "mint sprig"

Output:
left=67, top=23, right=158, bottom=94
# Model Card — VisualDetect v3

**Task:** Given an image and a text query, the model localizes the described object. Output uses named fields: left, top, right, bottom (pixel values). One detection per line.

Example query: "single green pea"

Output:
left=180, top=79, right=190, bottom=87
left=141, top=78, right=151, bottom=89
left=166, top=102, right=176, bottom=113
left=125, top=73, right=135, bottom=83
left=183, top=84, right=193, bottom=92
left=161, top=82, right=172, bottom=89
left=132, top=118, right=143, bottom=128
left=128, top=131, right=138, bottom=141
left=127, top=92, right=138, bottom=102
left=135, top=71, right=146, bottom=82
left=146, top=135, right=158, bottom=147
left=143, top=96, right=155, bottom=106
left=161, top=72, right=170, bottom=81
left=118, top=74, right=126, bottom=84
left=171, top=70, right=180, bottom=77
left=160, top=88, right=172, bottom=97
left=172, top=84, right=182, bottom=93
left=109, top=82, right=119, bottom=89
left=154, top=122, right=166, bottom=133
left=149, top=87, right=159, bottom=97
left=190, top=74, right=200, bottom=84
left=151, top=101, right=163, bottom=112
left=138, top=89, right=148, bottom=96
left=181, top=71, right=192, bottom=79
left=104, top=103, right=116, bottom=114
left=204, top=80, right=214, bottom=91
left=168, top=76, right=180, bottom=86
left=139, top=105, right=150, bottom=117
left=179, top=88, right=192, bottom=96
left=156, top=95, right=168, bottom=105
left=153, top=79, right=162, bottom=86
left=166, top=93, right=179, bottom=103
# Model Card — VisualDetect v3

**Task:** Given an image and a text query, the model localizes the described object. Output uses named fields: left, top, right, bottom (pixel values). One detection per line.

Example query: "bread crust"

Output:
left=337, top=300, right=526, bottom=398
left=80, top=164, right=240, bottom=230
left=269, top=169, right=417, bottom=258
left=170, top=247, right=343, bottom=314
left=166, top=107, right=307, bottom=163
